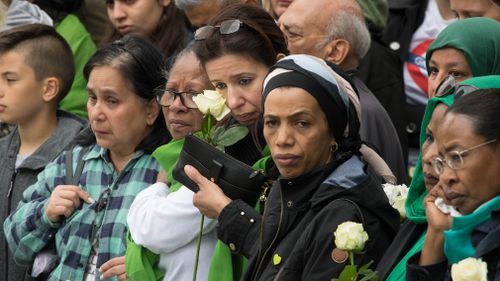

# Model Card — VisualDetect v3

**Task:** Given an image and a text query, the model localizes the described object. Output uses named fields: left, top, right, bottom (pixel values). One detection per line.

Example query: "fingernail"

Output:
left=99, top=266, right=103, bottom=272
left=89, top=197, right=95, bottom=204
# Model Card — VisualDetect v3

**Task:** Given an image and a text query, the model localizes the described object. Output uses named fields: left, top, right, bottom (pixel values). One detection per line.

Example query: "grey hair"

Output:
left=174, top=0, right=242, bottom=11
left=316, top=8, right=371, bottom=62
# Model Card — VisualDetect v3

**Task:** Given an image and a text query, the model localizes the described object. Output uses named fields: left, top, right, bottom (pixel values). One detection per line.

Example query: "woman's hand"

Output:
left=419, top=185, right=452, bottom=266
left=156, top=169, right=169, bottom=185
left=185, top=165, right=232, bottom=219
left=100, top=256, right=126, bottom=281
left=45, top=185, right=94, bottom=223
left=425, top=185, right=452, bottom=233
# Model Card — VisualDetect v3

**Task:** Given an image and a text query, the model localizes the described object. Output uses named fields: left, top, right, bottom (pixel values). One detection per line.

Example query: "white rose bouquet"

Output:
left=451, top=257, right=488, bottom=281
left=382, top=183, right=409, bottom=219
left=192, top=90, right=248, bottom=149
left=332, top=222, right=378, bottom=281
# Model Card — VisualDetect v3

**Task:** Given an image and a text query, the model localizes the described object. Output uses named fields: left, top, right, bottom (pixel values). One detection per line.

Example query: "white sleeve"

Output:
left=127, top=183, right=217, bottom=254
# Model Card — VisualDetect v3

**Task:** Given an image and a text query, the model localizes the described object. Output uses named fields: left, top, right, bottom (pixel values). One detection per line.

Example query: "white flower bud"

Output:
left=192, top=90, right=231, bottom=121
left=451, top=257, right=488, bottom=281
left=334, top=221, right=369, bottom=251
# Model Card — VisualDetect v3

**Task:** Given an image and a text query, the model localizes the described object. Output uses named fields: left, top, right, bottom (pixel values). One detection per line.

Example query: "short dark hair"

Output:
left=0, top=24, right=75, bottom=102
left=193, top=4, right=288, bottom=67
left=83, top=34, right=170, bottom=153
left=447, top=88, right=500, bottom=141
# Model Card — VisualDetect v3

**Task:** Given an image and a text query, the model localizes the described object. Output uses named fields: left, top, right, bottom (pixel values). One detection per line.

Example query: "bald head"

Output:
left=279, top=0, right=370, bottom=69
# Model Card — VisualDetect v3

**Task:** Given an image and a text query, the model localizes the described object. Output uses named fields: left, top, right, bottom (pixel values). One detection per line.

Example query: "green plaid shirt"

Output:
left=4, top=145, right=160, bottom=281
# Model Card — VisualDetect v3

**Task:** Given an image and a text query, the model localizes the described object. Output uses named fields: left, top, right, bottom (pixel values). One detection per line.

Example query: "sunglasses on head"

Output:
left=194, top=19, right=244, bottom=41
left=435, top=75, right=479, bottom=98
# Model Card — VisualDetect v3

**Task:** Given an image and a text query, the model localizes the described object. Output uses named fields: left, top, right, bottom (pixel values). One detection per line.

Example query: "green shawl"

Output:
left=426, top=17, right=500, bottom=77
left=388, top=75, right=500, bottom=280
left=125, top=139, right=185, bottom=281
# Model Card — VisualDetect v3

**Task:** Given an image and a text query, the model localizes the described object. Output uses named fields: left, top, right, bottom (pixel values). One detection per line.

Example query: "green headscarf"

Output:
left=356, top=0, right=389, bottom=31
left=426, top=17, right=500, bottom=77
left=387, top=75, right=500, bottom=280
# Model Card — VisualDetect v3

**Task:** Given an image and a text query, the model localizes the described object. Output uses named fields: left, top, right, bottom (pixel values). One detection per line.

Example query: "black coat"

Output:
left=217, top=155, right=400, bottom=281
left=381, top=0, right=429, bottom=150
left=406, top=211, right=500, bottom=281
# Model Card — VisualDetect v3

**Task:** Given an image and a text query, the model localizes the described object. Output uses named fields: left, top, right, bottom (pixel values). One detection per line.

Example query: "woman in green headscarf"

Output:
left=406, top=76, right=500, bottom=280
left=376, top=17, right=500, bottom=280
left=426, top=17, right=500, bottom=98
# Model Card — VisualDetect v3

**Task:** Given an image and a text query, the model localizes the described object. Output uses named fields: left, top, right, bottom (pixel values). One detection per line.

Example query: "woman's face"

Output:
left=106, top=0, right=169, bottom=36
left=263, top=87, right=334, bottom=178
left=163, top=53, right=206, bottom=140
left=435, top=112, right=500, bottom=214
left=421, top=104, right=447, bottom=191
left=427, top=48, right=472, bottom=98
left=87, top=65, right=159, bottom=156
left=450, top=0, right=500, bottom=21
left=204, top=54, right=269, bottom=126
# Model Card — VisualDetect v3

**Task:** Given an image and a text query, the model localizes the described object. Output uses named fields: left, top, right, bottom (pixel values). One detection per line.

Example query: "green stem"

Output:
left=192, top=215, right=205, bottom=281
left=349, top=251, right=354, bottom=266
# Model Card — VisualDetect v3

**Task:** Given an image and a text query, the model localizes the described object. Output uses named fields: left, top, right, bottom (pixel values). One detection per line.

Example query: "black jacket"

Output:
left=406, top=211, right=500, bottom=281
left=217, top=155, right=400, bottom=281
left=381, top=0, right=429, bottom=149
left=375, top=219, right=427, bottom=279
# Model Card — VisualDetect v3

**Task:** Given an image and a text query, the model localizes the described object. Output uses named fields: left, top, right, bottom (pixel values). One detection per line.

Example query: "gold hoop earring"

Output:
left=330, top=143, right=338, bottom=153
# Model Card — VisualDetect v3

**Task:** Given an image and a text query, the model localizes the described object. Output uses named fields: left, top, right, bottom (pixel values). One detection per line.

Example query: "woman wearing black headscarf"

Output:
left=185, top=54, right=399, bottom=281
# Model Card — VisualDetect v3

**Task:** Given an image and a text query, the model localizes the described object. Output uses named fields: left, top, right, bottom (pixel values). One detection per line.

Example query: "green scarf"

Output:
left=355, top=0, right=388, bottom=31
left=426, top=17, right=500, bottom=77
left=445, top=196, right=500, bottom=263
left=125, top=139, right=185, bottom=281
left=388, top=76, right=500, bottom=280
left=152, top=138, right=185, bottom=192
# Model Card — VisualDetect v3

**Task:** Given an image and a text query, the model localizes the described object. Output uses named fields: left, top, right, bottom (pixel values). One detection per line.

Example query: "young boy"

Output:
left=0, top=24, right=87, bottom=281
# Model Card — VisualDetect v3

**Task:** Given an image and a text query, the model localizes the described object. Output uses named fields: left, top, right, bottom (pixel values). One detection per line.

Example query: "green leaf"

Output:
left=211, top=126, right=226, bottom=144
left=338, top=265, right=357, bottom=281
left=358, top=261, right=374, bottom=272
left=358, top=270, right=378, bottom=281
left=217, top=126, right=249, bottom=147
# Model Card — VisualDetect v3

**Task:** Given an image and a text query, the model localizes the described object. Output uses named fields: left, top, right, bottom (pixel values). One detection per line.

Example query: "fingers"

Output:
left=156, top=169, right=167, bottom=183
left=100, top=256, right=126, bottom=280
left=45, top=185, right=94, bottom=223
left=184, top=165, right=212, bottom=189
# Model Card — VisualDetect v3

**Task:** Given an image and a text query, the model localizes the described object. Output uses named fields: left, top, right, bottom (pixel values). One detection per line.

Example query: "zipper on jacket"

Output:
left=7, top=170, right=17, bottom=199
left=251, top=185, right=285, bottom=281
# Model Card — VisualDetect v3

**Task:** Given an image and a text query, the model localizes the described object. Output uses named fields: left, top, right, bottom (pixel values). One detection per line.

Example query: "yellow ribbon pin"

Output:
left=273, top=254, right=282, bottom=265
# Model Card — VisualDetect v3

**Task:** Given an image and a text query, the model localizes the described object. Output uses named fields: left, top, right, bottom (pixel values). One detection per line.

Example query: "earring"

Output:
left=330, top=142, right=338, bottom=153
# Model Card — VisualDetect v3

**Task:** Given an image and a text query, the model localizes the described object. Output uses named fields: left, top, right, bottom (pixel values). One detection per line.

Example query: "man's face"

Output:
left=278, top=0, right=331, bottom=58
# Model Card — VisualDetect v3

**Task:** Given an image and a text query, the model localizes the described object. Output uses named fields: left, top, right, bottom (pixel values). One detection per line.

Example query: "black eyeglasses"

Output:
left=435, top=75, right=479, bottom=98
left=155, top=89, right=201, bottom=109
left=194, top=19, right=244, bottom=41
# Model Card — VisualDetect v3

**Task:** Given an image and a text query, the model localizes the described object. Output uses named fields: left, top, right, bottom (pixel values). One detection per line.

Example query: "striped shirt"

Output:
left=4, top=144, right=160, bottom=281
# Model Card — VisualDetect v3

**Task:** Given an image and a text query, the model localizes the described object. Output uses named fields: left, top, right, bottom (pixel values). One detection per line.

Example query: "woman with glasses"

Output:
left=186, top=54, right=400, bottom=281
left=376, top=76, right=500, bottom=280
left=4, top=35, right=169, bottom=281
left=125, top=47, right=219, bottom=281
left=406, top=77, right=500, bottom=280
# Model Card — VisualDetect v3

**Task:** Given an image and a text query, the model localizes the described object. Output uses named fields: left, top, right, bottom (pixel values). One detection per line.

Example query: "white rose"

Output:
left=192, top=90, right=231, bottom=121
left=451, top=257, right=488, bottom=281
left=334, top=221, right=369, bottom=252
left=382, top=183, right=408, bottom=205
left=392, top=195, right=407, bottom=219
left=382, top=184, right=409, bottom=219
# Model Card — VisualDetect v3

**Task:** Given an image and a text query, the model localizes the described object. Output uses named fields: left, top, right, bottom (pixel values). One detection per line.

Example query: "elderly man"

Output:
left=174, top=0, right=256, bottom=27
left=279, top=0, right=407, bottom=183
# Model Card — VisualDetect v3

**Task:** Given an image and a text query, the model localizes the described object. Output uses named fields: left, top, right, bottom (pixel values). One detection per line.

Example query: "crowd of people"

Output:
left=0, top=0, right=499, bottom=280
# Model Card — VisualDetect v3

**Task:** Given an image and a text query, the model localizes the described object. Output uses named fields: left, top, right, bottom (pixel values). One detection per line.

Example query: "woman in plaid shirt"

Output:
left=4, top=34, right=170, bottom=281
